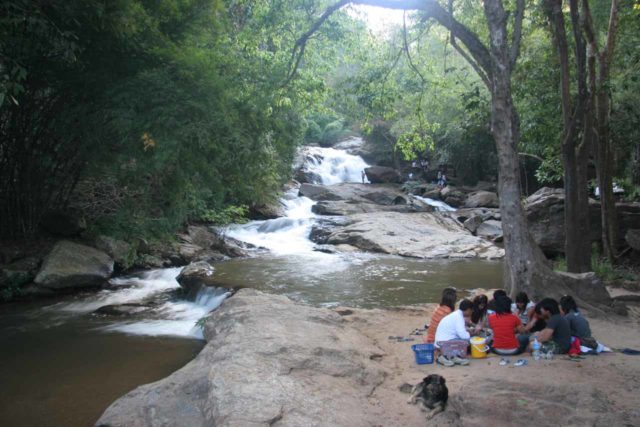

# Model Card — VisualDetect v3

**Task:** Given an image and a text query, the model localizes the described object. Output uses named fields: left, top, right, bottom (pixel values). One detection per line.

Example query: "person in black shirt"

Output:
left=530, top=298, right=572, bottom=354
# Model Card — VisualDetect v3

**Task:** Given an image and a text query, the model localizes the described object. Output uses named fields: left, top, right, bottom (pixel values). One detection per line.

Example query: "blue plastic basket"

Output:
left=412, top=343, right=435, bottom=364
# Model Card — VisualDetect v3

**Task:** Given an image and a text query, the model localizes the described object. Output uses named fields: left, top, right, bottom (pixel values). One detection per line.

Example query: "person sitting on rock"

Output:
left=470, top=294, right=489, bottom=334
left=489, top=296, right=528, bottom=355
left=529, top=298, right=572, bottom=355
left=435, top=299, right=473, bottom=366
left=560, top=295, right=597, bottom=350
left=425, top=287, right=457, bottom=344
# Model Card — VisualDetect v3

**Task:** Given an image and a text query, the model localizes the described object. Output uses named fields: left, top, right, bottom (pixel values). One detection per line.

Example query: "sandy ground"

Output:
left=335, top=303, right=640, bottom=427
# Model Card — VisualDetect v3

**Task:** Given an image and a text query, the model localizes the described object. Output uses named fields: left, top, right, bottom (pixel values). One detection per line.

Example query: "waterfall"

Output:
left=50, top=267, right=231, bottom=339
left=298, top=143, right=370, bottom=185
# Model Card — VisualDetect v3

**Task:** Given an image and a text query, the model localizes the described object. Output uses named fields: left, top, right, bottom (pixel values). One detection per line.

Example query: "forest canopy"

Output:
left=1, top=0, right=639, bottom=240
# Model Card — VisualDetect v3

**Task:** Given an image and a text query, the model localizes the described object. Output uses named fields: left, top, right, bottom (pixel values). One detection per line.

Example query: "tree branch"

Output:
left=450, top=34, right=491, bottom=89
left=510, top=0, right=525, bottom=70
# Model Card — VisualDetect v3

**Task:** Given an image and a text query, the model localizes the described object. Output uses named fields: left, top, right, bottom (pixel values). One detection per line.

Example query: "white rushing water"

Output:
left=50, top=268, right=230, bottom=339
left=225, top=144, right=373, bottom=256
left=300, top=145, right=370, bottom=184
left=413, top=195, right=456, bottom=212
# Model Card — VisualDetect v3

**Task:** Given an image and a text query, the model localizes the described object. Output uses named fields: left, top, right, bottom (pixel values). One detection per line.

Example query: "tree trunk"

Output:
left=544, top=0, right=592, bottom=273
left=482, top=1, right=557, bottom=298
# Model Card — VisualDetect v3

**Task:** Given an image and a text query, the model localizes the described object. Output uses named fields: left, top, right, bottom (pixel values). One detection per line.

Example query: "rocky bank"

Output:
left=96, top=289, right=640, bottom=427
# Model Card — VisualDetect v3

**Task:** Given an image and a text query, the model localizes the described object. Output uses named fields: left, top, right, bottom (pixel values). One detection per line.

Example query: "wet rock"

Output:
left=325, top=212, right=504, bottom=259
left=361, top=191, right=406, bottom=205
left=312, top=200, right=432, bottom=216
left=39, top=210, right=86, bottom=237
left=248, top=201, right=286, bottom=220
left=463, top=215, right=484, bottom=234
left=476, top=220, right=503, bottom=241
left=96, top=289, right=386, bottom=427
left=294, top=168, right=323, bottom=184
left=34, top=241, right=113, bottom=289
left=464, top=191, right=499, bottom=208
left=135, top=254, right=165, bottom=269
left=94, top=236, right=134, bottom=271
left=626, top=229, right=640, bottom=251
left=364, top=166, right=402, bottom=184
left=95, top=303, right=152, bottom=317
left=1, top=256, right=40, bottom=287
left=298, top=183, right=343, bottom=201
left=180, top=225, right=250, bottom=258
left=443, top=190, right=466, bottom=208
left=176, top=261, right=216, bottom=292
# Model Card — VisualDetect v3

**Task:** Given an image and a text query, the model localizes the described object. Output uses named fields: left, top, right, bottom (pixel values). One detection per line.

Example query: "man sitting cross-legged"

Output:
left=435, top=299, right=473, bottom=366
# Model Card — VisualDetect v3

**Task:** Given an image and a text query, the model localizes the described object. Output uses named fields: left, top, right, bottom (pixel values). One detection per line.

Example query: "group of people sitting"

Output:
left=425, top=288, right=597, bottom=366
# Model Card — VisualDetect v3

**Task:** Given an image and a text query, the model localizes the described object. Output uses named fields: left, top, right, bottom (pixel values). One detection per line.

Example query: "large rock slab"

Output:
left=312, top=200, right=432, bottom=216
left=325, top=212, right=504, bottom=259
left=525, top=187, right=640, bottom=255
left=464, top=190, right=499, bottom=208
left=96, top=289, right=386, bottom=427
left=364, top=166, right=401, bottom=184
left=34, top=241, right=113, bottom=289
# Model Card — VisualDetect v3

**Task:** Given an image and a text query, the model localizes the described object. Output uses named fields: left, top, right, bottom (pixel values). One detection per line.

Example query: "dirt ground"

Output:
left=336, top=302, right=640, bottom=427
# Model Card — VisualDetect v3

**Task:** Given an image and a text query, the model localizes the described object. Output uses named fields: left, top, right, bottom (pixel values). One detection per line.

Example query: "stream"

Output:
left=0, top=137, right=502, bottom=426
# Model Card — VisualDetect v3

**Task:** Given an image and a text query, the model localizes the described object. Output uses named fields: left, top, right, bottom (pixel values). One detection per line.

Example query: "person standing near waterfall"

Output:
left=361, top=170, right=366, bottom=184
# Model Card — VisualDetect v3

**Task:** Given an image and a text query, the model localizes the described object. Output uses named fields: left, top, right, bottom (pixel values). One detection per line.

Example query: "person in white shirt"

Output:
left=435, top=299, right=473, bottom=366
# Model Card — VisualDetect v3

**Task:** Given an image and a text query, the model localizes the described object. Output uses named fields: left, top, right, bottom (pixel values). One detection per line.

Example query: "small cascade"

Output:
left=413, top=195, right=456, bottom=212
left=50, top=267, right=230, bottom=339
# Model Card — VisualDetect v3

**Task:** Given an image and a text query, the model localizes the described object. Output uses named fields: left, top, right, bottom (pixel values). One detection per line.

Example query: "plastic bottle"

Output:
left=532, top=338, right=541, bottom=361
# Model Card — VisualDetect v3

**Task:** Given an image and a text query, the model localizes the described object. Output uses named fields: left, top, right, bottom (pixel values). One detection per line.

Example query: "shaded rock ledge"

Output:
left=96, top=289, right=388, bottom=427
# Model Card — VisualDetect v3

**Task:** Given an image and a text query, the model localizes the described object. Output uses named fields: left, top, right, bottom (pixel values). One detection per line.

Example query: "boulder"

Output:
left=248, top=201, right=286, bottom=220
left=463, top=215, right=484, bottom=234
left=627, top=229, right=640, bottom=251
left=34, top=241, right=113, bottom=289
left=94, top=236, right=134, bottom=271
left=298, top=183, right=343, bottom=201
left=294, top=168, right=322, bottom=184
left=312, top=200, right=432, bottom=216
left=443, top=190, right=466, bottom=208
left=476, top=220, right=503, bottom=241
left=39, top=210, right=86, bottom=237
left=364, top=166, right=401, bottom=184
left=1, top=256, right=40, bottom=286
left=134, top=254, right=165, bottom=269
left=361, top=191, right=407, bottom=205
left=176, top=261, right=217, bottom=292
left=325, top=211, right=504, bottom=259
left=96, top=289, right=386, bottom=427
left=95, top=303, right=152, bottom=317
left=179, top=225, right=250, bottom=258
left=523, top=187, right=640, bottom=255
left=464, top=191, right=499, bottom=208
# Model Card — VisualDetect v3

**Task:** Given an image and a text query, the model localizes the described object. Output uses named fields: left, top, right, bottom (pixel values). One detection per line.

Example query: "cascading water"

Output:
left=49, top=267, right=230, bottom=339
left=300, top=145, right=370, bottom=185
left=225, top=143, right=372, bottom=255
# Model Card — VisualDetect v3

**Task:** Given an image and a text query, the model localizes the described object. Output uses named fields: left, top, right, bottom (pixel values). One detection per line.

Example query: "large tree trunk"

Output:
left=544, top=0, right=592, bottom=273
left=583, top=0, right=620, bottom=261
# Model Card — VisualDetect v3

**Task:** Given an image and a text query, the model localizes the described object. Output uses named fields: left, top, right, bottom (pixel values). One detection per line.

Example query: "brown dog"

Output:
left=407, top=374, right=448, bottom=420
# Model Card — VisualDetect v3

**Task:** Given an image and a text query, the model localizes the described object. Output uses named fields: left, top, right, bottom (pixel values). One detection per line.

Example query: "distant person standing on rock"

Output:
left=361, top=170, right=366, bottom=184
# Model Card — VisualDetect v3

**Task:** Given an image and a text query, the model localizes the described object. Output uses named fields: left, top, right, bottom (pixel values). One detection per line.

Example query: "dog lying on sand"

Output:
left=407, top=374, right=448, bottom=420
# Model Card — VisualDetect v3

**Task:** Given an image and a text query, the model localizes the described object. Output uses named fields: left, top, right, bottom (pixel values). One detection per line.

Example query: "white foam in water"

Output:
left=224, top=190, right=321, bottom=256
left=301, top=146, right=370, bottom=184
left=413, top=195, right=456, bottom=212
left=104, top=287, right=230, bottom=339
left=50, top=267, right=230, bottom=339
left=52, top=267, right=184, bottom=313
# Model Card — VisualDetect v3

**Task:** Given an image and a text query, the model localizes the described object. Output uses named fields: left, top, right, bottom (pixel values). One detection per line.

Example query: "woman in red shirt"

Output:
left=488, top=296, right=527, bottom=355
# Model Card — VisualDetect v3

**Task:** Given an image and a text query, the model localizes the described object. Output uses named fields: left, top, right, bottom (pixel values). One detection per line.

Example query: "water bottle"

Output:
left=532, top=338, right=541, bottom=361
